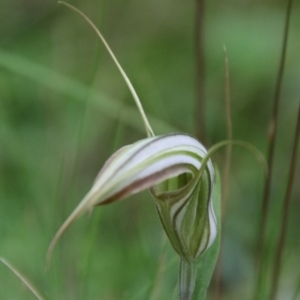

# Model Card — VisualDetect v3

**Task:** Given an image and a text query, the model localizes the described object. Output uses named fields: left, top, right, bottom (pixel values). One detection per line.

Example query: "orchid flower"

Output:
left=48, top=3, right=266, bottom=299
left=48, top=132, right=217, bottom=259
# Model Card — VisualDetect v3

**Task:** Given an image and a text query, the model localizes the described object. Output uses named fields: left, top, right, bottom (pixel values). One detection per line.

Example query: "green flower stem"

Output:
left=179, top=258, right=197, bottom=300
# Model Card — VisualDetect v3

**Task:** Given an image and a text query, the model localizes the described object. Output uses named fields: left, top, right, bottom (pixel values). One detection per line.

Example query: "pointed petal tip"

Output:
left=46, top=193, right=96, bottom=269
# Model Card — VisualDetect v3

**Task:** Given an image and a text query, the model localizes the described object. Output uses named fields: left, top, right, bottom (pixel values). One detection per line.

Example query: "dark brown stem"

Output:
left=195, top=0, right=206, bottom=144
left=269, top=100, right=300, bottom=300
left=255, top=0, right=293, bottom=296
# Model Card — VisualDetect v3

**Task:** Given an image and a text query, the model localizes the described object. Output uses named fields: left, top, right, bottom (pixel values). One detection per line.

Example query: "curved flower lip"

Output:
left=90, top=133, right=209, bottom=203
left=47, top=133, right=216, bottom=265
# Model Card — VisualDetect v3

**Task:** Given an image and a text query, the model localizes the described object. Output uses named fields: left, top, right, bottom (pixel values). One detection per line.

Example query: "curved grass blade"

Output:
left=0, top=49, right=176, bottom=134
left=58, top=1, right=154, bottom=138
left=0, top=258, right=45, bottom=300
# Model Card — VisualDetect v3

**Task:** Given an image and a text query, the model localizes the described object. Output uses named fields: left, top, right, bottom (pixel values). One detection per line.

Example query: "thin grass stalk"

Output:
left=0, top=259, right=45, bottom=300
left=59, top=26, right=105, bottom=299
left=255, top=0, right=293, bottom=296
left=269, top=100, right=300, bottom=300
left=71, top=43, right=103, bottom=185
left=149, top=236, right=168, bottom=300
left=79, top=211, right=103, bottom=298
left=80, top=114, right=124, bottom=299
left=214, top=45, right=232, bottom=300
left=221, top=46, right=233, bottom=213
left=52, top=152, right=65, bottom=296
left=195, top=0, right=206, bottom=144
left=72, top=12, right=107, bottom=297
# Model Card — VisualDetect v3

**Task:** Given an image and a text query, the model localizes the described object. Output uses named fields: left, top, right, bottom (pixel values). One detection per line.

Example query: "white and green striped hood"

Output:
left=48, top=133, right=216, bottom=262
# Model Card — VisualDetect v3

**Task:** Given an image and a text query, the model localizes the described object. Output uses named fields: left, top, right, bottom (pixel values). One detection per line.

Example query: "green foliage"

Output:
left=0, top=0, right=299, bottom=299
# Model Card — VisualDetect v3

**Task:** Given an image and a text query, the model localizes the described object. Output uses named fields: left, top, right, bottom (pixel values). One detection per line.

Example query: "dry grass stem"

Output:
left=256, top=0, right=294, bottom=296
left=0, top=258, right=45, bottom=300
left=269, top=99, right=300, bottom=300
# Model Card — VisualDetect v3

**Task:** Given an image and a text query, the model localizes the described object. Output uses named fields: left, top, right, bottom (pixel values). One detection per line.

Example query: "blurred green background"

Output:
left=0, top=0, right=299, bottom=299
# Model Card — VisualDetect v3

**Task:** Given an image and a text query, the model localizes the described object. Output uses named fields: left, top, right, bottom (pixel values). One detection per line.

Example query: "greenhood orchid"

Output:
left=47, top=3, right=265, bottom=300
left=47, top=2, right=265, bottom=300
left=48, top=133, right=217, bottom=261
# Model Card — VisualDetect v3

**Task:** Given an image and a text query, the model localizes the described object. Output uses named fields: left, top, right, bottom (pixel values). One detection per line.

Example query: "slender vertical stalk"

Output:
left=221, top=45, right=232, bottom=215
left=214, top=45, right=232, bottom=300
left=195, top=0, right=206, bottom=144
left=255, top=0, right=293, bottom=296
left=179, top=258, right=197, bottom=300
left=269, top=100, right=300, bottom=300
left=149, top=236, right=168, bottom=300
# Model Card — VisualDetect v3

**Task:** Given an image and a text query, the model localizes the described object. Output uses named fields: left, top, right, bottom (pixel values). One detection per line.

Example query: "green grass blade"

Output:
left=0, top=258, right=45, bottom=300
left=0, top=49, right=176, bottom=134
